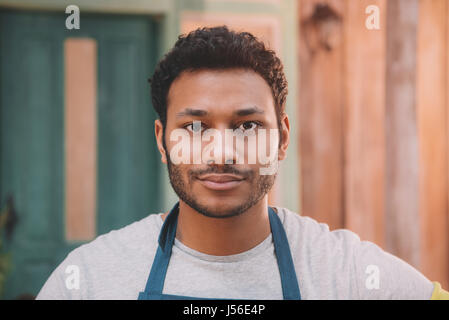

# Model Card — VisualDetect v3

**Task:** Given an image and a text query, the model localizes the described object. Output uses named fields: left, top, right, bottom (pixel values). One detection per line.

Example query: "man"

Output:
left=37, top=26, right=448, bottom=300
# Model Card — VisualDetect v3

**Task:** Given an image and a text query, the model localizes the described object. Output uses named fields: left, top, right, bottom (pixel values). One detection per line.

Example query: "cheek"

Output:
left=167, top=160, right=188, bottom=181
left=239, top=130, right=278, bottom=166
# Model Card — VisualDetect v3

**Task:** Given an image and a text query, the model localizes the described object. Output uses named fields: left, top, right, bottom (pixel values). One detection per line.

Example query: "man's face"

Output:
left=155, top=69, right=289, bottom=218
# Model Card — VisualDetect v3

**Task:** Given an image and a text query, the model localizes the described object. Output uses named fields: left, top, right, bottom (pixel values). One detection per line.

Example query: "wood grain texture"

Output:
left=343, top=0, right=386, bottom=246
left=385, top=0, right=421, bottom=268
left=298, top=0, right=345, bottom=230
left=416, top=0, right=449, bottom=288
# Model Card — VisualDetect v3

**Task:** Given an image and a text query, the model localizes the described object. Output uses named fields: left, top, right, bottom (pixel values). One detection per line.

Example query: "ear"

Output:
left=155, top=119, right=168, bottom=164
left=278, top=113, right=290, bottom=161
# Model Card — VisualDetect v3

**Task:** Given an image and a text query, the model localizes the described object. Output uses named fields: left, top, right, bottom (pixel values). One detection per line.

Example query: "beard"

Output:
left=166, top=154, right=277, bottom=219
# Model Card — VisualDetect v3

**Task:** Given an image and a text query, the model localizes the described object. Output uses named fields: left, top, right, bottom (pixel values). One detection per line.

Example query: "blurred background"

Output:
left=0, top=0, right=448, bottom=299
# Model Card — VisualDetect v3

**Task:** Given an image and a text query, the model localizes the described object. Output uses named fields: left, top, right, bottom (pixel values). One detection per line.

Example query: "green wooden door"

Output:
left=0, top=10, right=161, bottom=299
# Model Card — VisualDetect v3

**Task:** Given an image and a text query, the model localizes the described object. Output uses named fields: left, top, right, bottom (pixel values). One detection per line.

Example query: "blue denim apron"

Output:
left=138, top=203, right=301, bottom=300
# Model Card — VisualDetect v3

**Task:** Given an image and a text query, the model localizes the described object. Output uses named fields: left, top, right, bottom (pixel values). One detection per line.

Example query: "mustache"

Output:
left=188, top=165, right=253, bottom=180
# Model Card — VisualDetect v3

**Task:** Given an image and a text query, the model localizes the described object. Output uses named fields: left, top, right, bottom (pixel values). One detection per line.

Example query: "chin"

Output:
left=192, top=199, right=249, bottom=219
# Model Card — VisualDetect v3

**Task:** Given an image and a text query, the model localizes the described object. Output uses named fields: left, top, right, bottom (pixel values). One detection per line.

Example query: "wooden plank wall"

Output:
left=298, top=0, right=449, bottom=289
left=343, top=0, right=386, bottom=248
left=385, top=0, right=420, bottom=268
left=416, top=0, right=449, bottom=290
left=298, top=0, right=345, bottom=230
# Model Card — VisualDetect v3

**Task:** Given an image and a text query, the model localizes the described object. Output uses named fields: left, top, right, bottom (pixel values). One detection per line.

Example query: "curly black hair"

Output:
left=149, top=25, right=288, bottom=129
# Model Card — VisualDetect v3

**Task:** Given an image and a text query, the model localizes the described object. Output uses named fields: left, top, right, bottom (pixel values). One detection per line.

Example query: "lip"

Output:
left=197, top=174, right=245, bottom=191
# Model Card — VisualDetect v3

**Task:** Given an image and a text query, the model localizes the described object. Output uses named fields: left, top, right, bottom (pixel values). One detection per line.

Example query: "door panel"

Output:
left=0, top=10, right=160, bottom=299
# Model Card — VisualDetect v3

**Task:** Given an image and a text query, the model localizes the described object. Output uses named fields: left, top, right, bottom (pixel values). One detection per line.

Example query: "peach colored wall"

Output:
left=64, top=38, right=97, bottom=242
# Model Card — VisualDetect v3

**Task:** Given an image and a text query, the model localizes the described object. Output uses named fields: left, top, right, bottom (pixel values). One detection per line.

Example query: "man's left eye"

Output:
left=238, top=121, right=259, bottom=131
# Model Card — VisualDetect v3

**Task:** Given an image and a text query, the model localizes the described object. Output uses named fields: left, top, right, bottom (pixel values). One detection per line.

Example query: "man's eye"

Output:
left=185, top=122, right=204, bottom=132
left=238, top=121, right=260, bottom=132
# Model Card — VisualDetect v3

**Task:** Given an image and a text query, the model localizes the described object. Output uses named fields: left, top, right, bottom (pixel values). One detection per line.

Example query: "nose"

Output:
left=201, top=127, right=238, bottom=165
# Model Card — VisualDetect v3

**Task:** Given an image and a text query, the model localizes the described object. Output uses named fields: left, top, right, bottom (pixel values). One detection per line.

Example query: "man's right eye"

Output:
left=184, top=122, right=204, bottom=133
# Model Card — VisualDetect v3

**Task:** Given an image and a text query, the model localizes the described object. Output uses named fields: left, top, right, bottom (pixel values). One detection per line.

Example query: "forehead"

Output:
left=166, top=69, right=276, bottom=118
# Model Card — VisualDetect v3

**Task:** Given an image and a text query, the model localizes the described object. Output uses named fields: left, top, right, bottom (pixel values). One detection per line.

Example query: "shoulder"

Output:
left=274, top=206, right=362, bottom=255
left=273, top=207, right=434, bottom=299
left=65, top=212, right=164, bottom=278
left=37, top=213, right=163, bottom=299
left=73, top=213, right=162, bottom=259
left=275, top=207, right=363, bottom=272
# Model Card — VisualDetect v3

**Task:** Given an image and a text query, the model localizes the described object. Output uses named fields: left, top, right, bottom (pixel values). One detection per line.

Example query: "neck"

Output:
left=165, top=198, right=271, bottom=256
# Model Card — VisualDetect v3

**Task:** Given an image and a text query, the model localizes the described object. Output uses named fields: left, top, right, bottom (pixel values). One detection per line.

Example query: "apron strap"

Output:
left=268, top=207, right=301, bottom=300
left=142, top=202, right=179, bottom=294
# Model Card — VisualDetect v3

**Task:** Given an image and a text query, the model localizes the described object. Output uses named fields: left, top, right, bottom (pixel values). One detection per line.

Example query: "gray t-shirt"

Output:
left=36, top=207, right=434, bottom=300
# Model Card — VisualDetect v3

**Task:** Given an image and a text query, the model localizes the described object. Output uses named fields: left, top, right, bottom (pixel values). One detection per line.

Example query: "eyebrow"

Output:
left=176, top=108, right=208, bottom=118
left=233, top=106, right=265, bottom=116
left=175, top=106, right=265, bottom=118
